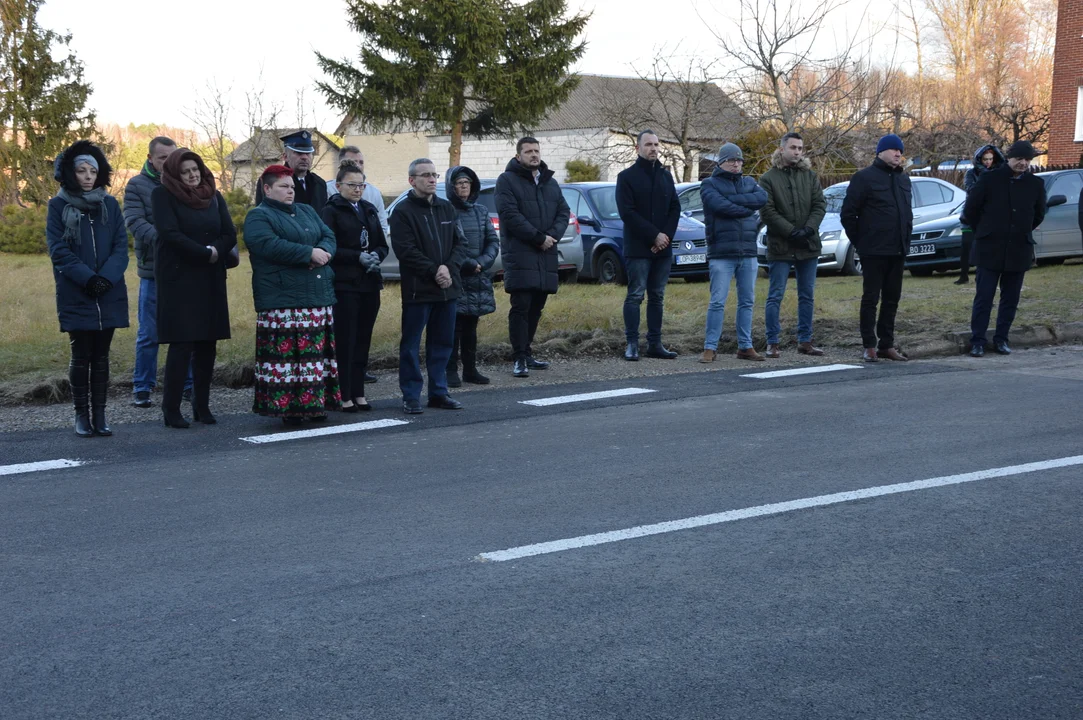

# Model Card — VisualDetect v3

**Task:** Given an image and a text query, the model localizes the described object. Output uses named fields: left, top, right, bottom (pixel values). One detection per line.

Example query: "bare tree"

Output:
left=242, top=69, right=283, bottom=194
left=705, top=0, right=897, bottom=163
left=184, top=79, right=234, bottom=191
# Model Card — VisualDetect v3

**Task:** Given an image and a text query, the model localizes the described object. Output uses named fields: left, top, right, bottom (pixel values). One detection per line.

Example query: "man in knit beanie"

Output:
left=840, top=134, right=914, bottom=362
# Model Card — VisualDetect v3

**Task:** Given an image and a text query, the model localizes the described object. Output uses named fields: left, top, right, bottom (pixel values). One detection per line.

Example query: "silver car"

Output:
left=381, top=182, right=584, bottom=281
left=756, top=176, right=968, bottom=275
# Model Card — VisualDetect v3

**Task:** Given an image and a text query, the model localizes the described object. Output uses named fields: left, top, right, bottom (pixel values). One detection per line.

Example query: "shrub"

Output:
left=0, top=204, right=48, bottom=254
left=223, top=188, right=252, bottom=248
left=565, top=159, right=601, bottom=182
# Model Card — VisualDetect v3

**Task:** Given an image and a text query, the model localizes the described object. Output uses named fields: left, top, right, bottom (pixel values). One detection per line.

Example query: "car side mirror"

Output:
left=577, top=215, right=599, bottom=229
left=1047, top=194, right=1067, bottom=208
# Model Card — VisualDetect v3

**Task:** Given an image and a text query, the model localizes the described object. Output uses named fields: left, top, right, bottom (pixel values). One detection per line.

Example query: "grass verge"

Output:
left=2, top=253, right=1081, bottom=404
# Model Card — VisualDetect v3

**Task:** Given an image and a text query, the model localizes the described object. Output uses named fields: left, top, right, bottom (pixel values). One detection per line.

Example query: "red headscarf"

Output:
left=162, top=150, right=216, bottom=209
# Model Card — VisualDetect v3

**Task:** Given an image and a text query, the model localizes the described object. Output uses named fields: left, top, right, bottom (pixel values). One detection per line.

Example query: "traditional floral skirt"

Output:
left=253, top=306, right=342, bottom=417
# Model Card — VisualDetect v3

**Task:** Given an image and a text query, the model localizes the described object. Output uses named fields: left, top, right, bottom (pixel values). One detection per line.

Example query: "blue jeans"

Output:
left=705, top=256, right=758, bottom=351
left=623, top=256, right=671, bottom=344
left=399, top=299, right=457, bottom=403
left=133, top=278, right=192, bottom=394
left=765, top=258, right=817, bottom=344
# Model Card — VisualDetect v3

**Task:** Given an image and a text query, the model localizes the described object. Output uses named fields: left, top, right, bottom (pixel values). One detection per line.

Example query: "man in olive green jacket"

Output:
left=759, top=132, right=827, bottom=357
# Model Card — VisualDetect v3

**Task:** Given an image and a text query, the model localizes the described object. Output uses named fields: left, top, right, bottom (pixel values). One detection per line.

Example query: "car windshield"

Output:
left=587, top=186, right=620, bottom=220
left=824, top=189, right=846, bottom=214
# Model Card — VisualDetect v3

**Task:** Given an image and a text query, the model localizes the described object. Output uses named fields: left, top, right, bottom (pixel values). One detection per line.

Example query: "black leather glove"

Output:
left=788, top=228, right=810, bottom=249
left=801, top=226, right=817, bottom=240
left=85, top=275, right=113, bottom=297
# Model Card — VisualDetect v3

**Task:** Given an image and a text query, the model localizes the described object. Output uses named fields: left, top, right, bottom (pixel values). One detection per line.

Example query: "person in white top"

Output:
left=326, top=146, right=390, bottom=239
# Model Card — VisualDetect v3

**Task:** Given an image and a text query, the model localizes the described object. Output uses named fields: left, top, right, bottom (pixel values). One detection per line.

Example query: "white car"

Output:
left=757, top=176, right=968, bottom=275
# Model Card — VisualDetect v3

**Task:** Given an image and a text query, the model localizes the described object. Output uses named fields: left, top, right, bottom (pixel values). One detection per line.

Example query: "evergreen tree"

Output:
left=0, top=0, right=97, bottom=205
left=316, top=0, right=588, bottom=167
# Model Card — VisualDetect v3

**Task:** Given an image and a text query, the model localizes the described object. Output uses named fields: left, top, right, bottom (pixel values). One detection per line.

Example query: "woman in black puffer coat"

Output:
left=46, top=140, right=129, bottom=438
left=957, top=144, right=1006, bottom=285
left=445, top=166, right=499, bottom=385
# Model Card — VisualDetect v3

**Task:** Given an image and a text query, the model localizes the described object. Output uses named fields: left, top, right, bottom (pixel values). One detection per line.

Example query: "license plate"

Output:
left=676, top=253, right=706, bottom=265
left=908, top=243, right=936, bottom=257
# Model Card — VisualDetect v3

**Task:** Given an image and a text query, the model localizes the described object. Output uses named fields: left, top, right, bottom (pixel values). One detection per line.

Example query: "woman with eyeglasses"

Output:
left=445, top=166, right=499, bottom=386
left=321, top=161, right=388, bottom=411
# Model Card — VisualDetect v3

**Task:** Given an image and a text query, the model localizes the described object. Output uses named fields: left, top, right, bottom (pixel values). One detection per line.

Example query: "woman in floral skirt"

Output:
left=243, top=165, right=341, bottom=425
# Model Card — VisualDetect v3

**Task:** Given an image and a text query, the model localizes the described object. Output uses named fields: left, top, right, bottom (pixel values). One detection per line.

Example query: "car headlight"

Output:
left=946, top=226, right=963, bottom=237
left=819, top=230, right=841, bottom=242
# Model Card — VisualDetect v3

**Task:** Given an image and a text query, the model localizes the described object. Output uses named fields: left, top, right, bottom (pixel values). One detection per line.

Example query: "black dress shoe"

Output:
left=402, top=399, right=424, bottom=414
left=969, top=344, right=985, bottom=357
left=624, top=342, right=639, bottom=361
left=427, top=395, right=463, bottom=410
left=645, top=344, right=678, bottom=359
left=364, top=372, right=378, bottom=383
left=463, top=370, right=490, bottom=385
left=994, top=341, right=1012, bottom=355
left=526, top=357, right=549, bottom=370
left=513, top=359, right=530, bottom=378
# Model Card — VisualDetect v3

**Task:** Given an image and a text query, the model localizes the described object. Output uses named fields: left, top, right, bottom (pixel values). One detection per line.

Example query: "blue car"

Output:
left=561, top=182, right=708, bottom=284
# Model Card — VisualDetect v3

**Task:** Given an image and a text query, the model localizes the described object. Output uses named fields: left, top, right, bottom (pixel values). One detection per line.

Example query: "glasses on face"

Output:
left=454, top=179, right=472, bottom=187
left=340, top=182, right=366, bottom=190
left=722, top=158, right=744, bottom=165
left=412, top=172, right=440, bottom=180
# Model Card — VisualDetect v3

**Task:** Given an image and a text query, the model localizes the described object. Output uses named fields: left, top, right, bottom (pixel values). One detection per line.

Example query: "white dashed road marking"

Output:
left=519, top=387, right=657, bottom=407
left=477, top=454, right=1083, bottom=562
left=741, top=364, right=864, bottom=379
left=0, top=459, right=87, bottom=476
left=240, top=418, right=410, bottom=444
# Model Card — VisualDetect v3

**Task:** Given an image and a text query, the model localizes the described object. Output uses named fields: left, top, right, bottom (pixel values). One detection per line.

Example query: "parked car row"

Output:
left=373, top=168, right=1082, bottom=286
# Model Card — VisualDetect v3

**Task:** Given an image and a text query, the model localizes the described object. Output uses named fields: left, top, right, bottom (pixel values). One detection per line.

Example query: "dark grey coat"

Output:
left=447, top=166, right=499, bottom=316
left=123, top=167, right=160, bottom=279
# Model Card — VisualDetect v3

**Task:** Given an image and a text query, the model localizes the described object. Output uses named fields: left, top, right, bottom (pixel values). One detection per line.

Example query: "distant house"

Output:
left=227, top=127, right=342, bottom=199
left=336, top=74, right=745, bottom=193
left=1048, top=0, right=1083, bottom=165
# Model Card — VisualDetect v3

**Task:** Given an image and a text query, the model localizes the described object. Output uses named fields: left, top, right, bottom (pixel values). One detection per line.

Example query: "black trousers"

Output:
left=69, top=329, right=115, bottom=365
left=448, top=314, right=481, bottom=373
left=970, top=267, right=1025, bottom=347
left=334, top=291, right=381, bottom=401
left=958, top=233, right=973, bottom=279
left=859, top=254, right=905, bottom=350
left=164, top=341, right=216, bottom=413
left=69, top=329, right=114, bottom=407
left=508, top=290, right=548, bottom=360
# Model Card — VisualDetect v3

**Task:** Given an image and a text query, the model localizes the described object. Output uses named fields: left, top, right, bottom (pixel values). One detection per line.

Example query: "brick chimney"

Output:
left=1049, top=0, right=1083, bottom=166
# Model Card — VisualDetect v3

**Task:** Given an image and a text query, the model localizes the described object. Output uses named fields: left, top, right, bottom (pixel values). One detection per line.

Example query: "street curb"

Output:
left=943, top=321, right=1083, bottom=353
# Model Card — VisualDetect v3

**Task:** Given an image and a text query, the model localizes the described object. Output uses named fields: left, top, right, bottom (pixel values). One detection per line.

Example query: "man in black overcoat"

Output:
left=962, top=140, right=1047, bottom=357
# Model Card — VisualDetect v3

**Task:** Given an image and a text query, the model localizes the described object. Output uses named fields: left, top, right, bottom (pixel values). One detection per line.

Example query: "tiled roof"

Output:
left=337, top=74, right=744, bottom=142
left=227, top=128, right=341, bottom=163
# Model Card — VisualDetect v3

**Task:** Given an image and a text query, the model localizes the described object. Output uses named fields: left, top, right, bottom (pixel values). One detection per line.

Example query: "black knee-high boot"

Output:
left=192, top=342, right=217, bottom=424
left=162, top=343, right=191, bottom=428
left=70, top=358, right=93, bottom=438
left=461, top=316, right=489, bottom=384
left=446, top=317, right=462, bottom=387
left=90, top=356, right=112, bottom=436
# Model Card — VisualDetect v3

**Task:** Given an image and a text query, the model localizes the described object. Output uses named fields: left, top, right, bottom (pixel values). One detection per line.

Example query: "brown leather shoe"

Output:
left=736, top=347, right=765, bottom=361
left=798, top=342, right=824, bottom=356
left=879, top=347, right=909, bottom=361
left=863, top=348, right=879, bottom=362
left=700, top=349, right=716, bottom=363
left=765, top=344, right=781, bottom=358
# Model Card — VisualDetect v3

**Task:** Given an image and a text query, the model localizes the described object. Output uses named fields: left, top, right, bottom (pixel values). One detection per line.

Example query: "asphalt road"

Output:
left=2, top=350, right=1081, bottom=719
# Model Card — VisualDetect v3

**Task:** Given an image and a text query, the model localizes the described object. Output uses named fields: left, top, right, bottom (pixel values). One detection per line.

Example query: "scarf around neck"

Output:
left=57, top=187, right=109, bottom=246
left=161, top=151, right=217, bottom=209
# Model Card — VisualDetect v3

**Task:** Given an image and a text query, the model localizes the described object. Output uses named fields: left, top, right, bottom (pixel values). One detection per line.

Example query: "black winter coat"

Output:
left=840, top=158, right=913, bottom=257
left=447, top=166, right=499, bottom=316
left=700, top=167, right=768, bottom=258
left=151, top=187, right=236, bottom=343
left=389, top=191, right=466, bottom=305
left=962, top=165, right=1047, bottom=273
left=321, top=194, right=388, bottom=294
left=615, top=156, right=680, bottom=259
left=256, top=169, right=328, bottom=215
left=495, top=158, right=570, bottom=293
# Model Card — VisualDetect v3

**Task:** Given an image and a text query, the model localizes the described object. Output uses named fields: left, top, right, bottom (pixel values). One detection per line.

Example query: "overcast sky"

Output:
left=39, top=0, right=903, bottom=138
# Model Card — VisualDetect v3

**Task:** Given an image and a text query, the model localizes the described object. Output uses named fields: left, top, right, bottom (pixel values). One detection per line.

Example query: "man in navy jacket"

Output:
left=616, top=130, right=681, bottom=360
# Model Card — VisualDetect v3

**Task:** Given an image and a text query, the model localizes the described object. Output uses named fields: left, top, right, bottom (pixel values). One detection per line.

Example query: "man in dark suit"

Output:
left=962, top=140, right=1047, bottom=357
left=255, top=130, right=328, bottom=214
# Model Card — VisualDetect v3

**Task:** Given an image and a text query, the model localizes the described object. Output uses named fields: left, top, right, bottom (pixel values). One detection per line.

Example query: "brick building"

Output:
left=1049, top=0, right=1083, bottom=165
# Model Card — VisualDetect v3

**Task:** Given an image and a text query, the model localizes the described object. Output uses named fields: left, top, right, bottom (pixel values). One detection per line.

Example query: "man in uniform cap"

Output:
left=961, top=140, right=1047, bottom=357
left=255, top=130, right=329, bottom=214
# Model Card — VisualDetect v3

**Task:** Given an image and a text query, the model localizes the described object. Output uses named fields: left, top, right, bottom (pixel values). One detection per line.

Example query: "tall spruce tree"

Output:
left=316, top=0, right=588, bottom=167
left=0, top=0, right=96, bottom=205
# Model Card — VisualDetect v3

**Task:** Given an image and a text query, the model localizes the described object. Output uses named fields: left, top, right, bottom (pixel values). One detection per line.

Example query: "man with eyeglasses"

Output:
left=326, top=145, right=390, bottom=240
left=495, top=136, right=570, bottom=378
left=700, top=142, right=768, bottom=362
left=390, top=158, right=467, bottom=414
